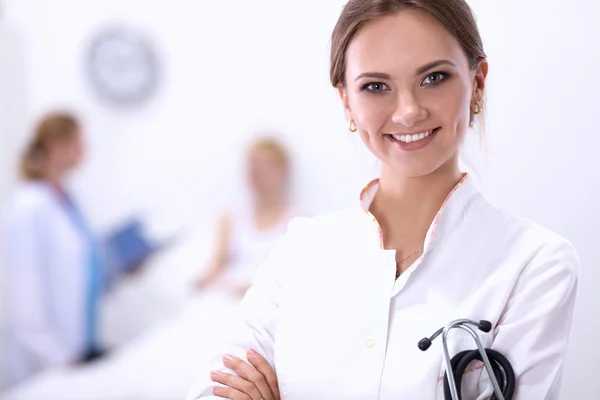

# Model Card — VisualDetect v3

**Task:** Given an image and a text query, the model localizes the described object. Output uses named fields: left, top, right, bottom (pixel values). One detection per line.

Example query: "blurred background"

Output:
left=0, top=0, right=598, bottom=398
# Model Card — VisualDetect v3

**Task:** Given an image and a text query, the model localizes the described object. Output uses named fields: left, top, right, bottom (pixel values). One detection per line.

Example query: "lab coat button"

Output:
left=366, top=338, right=375, bottom=348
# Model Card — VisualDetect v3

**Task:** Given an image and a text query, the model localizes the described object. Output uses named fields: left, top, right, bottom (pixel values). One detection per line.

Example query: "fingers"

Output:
left=247, top=350, right=280, bottom=399
left=211, top=373, right=253, bottom=400
left=210, top=354, right=273, bottom=400
left=223, top=354, right=273, bottom=400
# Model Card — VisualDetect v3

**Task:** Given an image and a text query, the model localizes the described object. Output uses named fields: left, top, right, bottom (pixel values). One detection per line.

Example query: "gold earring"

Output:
left=349, top=119, right=357, bottom=132
left=471, top=102, right=481, bottom=115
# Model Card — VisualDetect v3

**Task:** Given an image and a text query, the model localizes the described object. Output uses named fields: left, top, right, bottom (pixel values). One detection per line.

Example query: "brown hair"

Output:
left=248, top=137, right=291, bottom=172
left=20, top=112, right=80, bottom=181
left=330, top=0, right=487, bottom=125
left=331, top=0, right=486, bottom=86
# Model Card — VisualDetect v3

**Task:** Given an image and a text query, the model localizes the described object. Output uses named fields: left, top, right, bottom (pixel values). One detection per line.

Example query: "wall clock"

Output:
left=86, top=25, right=160, bottom=107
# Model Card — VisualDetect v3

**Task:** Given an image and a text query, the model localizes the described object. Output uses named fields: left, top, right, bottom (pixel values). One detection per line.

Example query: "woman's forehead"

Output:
left=345, top=10, right=468, bottom=78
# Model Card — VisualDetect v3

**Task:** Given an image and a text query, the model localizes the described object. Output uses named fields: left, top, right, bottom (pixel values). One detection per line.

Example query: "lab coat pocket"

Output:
left=435, top=330, right=494, bottom=400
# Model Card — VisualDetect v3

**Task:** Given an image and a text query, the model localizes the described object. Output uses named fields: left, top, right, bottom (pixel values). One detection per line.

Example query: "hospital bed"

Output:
left=2, top=227, right=238, bottom=400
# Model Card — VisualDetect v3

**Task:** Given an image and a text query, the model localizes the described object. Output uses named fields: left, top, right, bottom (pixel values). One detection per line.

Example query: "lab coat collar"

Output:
left=358, top=173, right=479, bottom=252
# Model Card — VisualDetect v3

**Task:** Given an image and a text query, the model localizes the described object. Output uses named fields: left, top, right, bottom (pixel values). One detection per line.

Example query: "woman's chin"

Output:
left=381, top=159, right=442, bottom=179
left=380, top=149, right=460, bottom=180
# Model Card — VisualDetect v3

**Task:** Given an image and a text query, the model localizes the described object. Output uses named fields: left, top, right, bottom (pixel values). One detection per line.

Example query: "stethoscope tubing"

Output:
left=419, top=319, right=515, bottom=400
left=442, top=322, right=505, bottom=400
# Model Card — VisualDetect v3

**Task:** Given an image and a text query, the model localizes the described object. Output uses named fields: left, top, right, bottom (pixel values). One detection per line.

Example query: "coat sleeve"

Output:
left=3, top=203, right=79, bottom=367
left=185, top=217, right=306, bottom=400
left=476, top=238, right=579, bottom=399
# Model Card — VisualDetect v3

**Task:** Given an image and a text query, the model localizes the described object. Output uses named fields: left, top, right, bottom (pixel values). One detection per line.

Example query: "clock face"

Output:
left=86, top=26, right=160, bottom=107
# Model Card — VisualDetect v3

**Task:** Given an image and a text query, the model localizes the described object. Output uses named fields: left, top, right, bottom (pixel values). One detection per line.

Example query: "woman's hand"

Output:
left=231, top=283, right=251, bottom=299
left=211, top=350, right=280, bottom=400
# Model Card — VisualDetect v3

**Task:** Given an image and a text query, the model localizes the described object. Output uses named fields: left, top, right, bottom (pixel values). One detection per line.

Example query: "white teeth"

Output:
left=390, top=130, right=434, bottom=143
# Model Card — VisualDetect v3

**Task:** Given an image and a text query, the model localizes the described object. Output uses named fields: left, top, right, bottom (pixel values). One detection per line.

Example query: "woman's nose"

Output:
left=391, top=91, right=427, bottom=128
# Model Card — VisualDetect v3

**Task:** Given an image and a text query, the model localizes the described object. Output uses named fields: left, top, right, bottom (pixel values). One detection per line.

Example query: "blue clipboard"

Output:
left=104, top=218, right=158, bottom=273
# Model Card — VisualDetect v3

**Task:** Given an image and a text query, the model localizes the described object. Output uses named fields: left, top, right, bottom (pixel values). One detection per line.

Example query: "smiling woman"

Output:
left=185, top=1, right=579, bottom=399
left=334, top=4, right=487, bottom=181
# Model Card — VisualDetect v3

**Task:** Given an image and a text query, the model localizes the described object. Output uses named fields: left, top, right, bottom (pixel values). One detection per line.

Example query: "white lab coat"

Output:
left=1, top=181, right=88, bottom=389
left=186, top=174, right=579, bottom=400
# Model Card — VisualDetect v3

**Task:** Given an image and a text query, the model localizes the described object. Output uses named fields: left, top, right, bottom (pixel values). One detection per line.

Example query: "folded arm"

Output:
left=186, top=218, right=304, bottom=400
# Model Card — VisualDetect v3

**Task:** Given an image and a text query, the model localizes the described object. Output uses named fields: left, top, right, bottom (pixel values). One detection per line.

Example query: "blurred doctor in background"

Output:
left=193, top=137, right=296, bottom=299
left=3, top=112, right=108, bottom=388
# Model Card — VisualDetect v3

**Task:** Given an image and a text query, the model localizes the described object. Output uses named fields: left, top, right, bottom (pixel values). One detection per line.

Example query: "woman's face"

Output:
left=50, top=130, right=85, bottom=172
left=339, top=10, right=487, bottom=178
left=247, top=147, right=287, bottom=198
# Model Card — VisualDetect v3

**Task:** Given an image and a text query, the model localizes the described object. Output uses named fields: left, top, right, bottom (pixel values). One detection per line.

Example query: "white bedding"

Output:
left=2, top=293, right=240, bottom=400
left=2, top=227, right=239, bottom=399
left=98, top=226, right=217, bottom=347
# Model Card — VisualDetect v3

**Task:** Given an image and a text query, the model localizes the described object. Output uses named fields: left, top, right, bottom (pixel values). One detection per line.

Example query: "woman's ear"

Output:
left=337, top=84, right=353, bottom=122
left=472, top=59, right=489, bottom=102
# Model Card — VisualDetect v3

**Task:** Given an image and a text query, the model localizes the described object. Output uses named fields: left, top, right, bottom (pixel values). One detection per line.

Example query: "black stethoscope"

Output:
left=418, top=319, right=516, bottom=400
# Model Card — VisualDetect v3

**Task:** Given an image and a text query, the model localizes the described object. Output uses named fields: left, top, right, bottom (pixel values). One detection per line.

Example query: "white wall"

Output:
left=476, top=2, right=600, bottom=399
left=2, top=0, right=376, bottom=237
left=1, top=0, right=599, bottom=398
left=0, top=8, right=28, bottom=244
left=0, top=5, right=30, bottom=390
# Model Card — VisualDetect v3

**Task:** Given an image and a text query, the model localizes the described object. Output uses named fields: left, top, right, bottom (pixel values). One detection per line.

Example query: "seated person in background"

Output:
left=193, top=137, right=296, bottom=299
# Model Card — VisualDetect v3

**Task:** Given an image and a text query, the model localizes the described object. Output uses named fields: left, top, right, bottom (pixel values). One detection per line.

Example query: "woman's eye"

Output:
left=422, top=72, right=449, bottom=86
left=362, top=82, right=390, bottom=93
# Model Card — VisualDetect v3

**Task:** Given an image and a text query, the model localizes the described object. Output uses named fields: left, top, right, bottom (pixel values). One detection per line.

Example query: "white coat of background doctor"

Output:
left=2, top=112, right=110, bottom=389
